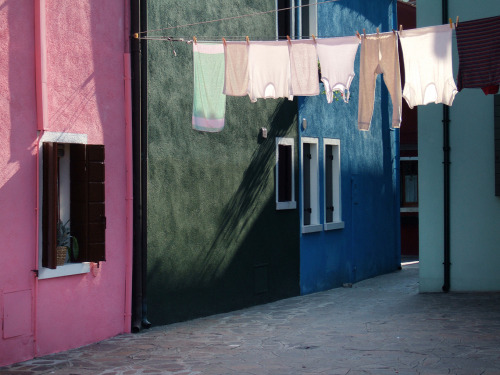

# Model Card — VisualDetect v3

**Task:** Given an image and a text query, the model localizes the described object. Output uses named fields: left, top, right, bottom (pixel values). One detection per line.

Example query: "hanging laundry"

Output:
left=223, top=42, right=249, bottom=96
left=456, top=15, right=500, bottom=95
left=247, top=41, right=293, bottom=102
left=358, top=32, right=402, bottom=131
left=315, top=36, right=360, bottom=103
left=192, top=43, right=226, bottom=132
left=289, top=40, right=320, bottom=96
left=399, top=24, right=457, bottom=108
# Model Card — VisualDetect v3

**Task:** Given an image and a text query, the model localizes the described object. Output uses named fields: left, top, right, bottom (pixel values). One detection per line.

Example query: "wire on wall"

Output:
left=136, top=0, right=340, bottom=40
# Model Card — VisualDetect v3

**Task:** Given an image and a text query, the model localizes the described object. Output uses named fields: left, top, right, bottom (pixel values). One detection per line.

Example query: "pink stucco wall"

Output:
left=0, top=0, right=131, bottom=366
left=0, top=0, right=38, bottom=365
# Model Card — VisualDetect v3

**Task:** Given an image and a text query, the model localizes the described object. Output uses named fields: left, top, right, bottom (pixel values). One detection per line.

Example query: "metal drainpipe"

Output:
left=130, top=0, right=144, bottom=332
left=34, top=0, right=49, bottom=356
left=140, top=0, right=150, bottom=329
left=442, top=0, right=451, bottom=293
left=391, top=0, right=401, bottom=269
left=123, top=0, right=134, bottom=332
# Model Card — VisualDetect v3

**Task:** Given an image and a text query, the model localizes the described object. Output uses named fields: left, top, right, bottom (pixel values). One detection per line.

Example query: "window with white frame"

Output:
left=400, top=158, right=418, bottom=211
left=276, top=0, right=317, bottom=39
left=324, top=139, right=344, bottom=230
left=276, top=137, right=297, bottom=210
left=38, top=132, right=106, bottom=279
left=302, top=137, right=321, bottom=233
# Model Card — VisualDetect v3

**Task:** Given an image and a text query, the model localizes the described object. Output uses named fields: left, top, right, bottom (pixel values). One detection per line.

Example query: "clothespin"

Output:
left=449, top=18, right=453, bottom=28
left=312, top=34, right=316, bottom=43
left=399, top=24, right=403, bottom=33
left=193, top=36, right=197, bottom=44
left=287, top=35, right=291, bottom=44
left=222, top=37, right=227, bottom=46
left=363, top=28, right=366, bottom=38
left=456, top=16, right=459, bottom=28
left=376, top=27, right=380, bottom=35
left=356, top=31, right=361, bottom=40
left=246, top=36, right=250, bottom=44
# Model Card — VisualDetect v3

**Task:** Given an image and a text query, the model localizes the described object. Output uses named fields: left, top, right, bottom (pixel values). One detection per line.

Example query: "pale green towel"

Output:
left=192, top=43, right=226, bottom=132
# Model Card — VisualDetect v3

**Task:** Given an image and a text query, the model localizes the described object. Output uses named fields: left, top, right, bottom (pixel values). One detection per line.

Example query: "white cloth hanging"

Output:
left=247, top=41, right=293, bottom=102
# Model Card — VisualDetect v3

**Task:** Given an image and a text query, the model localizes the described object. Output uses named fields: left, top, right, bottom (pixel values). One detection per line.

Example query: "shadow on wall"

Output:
left=147, top=99, right=299, bottom=325
left=194, top=100, right=298, bottom=283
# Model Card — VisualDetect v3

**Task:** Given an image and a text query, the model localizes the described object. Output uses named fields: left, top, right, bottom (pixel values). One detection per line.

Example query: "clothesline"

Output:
left=136, top=17, right=459, bottom=43
left=137, top=0, right=340, bottom=36
left=191, top=15, right=500, bottom=133
left=139, top=35, right=347, bottom=42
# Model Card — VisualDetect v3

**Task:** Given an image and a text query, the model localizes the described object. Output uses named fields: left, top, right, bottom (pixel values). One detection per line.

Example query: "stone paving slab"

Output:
left=2, top=263, right=500, bottom=375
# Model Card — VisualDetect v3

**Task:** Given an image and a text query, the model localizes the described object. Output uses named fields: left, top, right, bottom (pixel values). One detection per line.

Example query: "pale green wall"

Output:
left=418, top=0, right=500, bottom=291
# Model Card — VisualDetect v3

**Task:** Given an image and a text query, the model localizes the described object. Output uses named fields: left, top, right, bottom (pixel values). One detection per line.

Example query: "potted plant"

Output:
left=69, top=236, right=79, bottom=263
left=56, top=220, right=71, bottom=266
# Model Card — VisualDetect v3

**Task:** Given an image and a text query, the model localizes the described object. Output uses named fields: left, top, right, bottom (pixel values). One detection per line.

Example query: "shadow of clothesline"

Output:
left=194, top=99, right=297, bottom=283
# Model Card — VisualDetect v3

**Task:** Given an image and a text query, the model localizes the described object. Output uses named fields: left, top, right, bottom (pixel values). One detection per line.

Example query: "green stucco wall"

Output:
left=147, top=1, right=300, bottom=324
left=418, top=0, right=500, bottom=291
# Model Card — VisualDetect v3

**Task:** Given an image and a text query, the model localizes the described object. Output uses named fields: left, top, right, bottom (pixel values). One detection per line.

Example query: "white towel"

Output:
left=289, top=40, right=320, bottom=96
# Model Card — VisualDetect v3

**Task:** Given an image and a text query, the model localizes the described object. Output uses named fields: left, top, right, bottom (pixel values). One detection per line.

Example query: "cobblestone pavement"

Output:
left=2, top=262, right=500, bottom=375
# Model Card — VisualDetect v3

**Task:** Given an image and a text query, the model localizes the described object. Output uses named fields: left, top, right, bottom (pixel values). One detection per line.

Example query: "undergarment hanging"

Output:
left=192, top=43, right=226, bottom=132
left=399, top=24, right=457, bottom=108
left=247, top=41, right=293, bottom=102
left=288, top=40, right=320, bottom=96
left=315, top=36, right=360, bottom=103
left=358, top=32, right=402, bottom=131
left=223, top=42, right=249, bottom=96
left=456, top=15, right=500, bottom=95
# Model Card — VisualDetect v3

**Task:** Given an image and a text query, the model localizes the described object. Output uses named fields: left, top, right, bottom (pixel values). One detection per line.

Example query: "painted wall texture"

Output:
left=147, top=0, right=300, bottom=325
left=0, top=0, right=131, bottom=366
left=418, top=0, right=500, bottom=291
left=298, top=0, right=401, bottom=294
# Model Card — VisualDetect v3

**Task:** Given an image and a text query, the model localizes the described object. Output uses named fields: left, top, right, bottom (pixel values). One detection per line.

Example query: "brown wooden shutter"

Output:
left=303, top=143, right=311, bottom=225
left=86, top=145, right=106, bottom=262
left=42, top=142, right=58, bottom=269
left=325, top=145, right=334, bottom=223
left=70, top=144, right=106, bottom=263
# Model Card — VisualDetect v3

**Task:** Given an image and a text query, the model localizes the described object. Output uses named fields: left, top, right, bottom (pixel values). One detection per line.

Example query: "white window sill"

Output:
left=276, top=201, right=297, bottom=210
left=302, top=224, right=323, bottom=234
left=38, top=263, right=90, bottom=280
left=400, top=207, right=418, bottom=213
left=324, top=221, right=345, bottom=231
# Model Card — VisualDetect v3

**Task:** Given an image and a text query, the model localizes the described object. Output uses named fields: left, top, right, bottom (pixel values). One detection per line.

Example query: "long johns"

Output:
left=358, top=32, right=402, bottom=131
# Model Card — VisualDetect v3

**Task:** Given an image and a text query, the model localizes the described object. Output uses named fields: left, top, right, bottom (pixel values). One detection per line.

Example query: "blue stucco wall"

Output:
left=299, top=0, right=400, bottom=294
